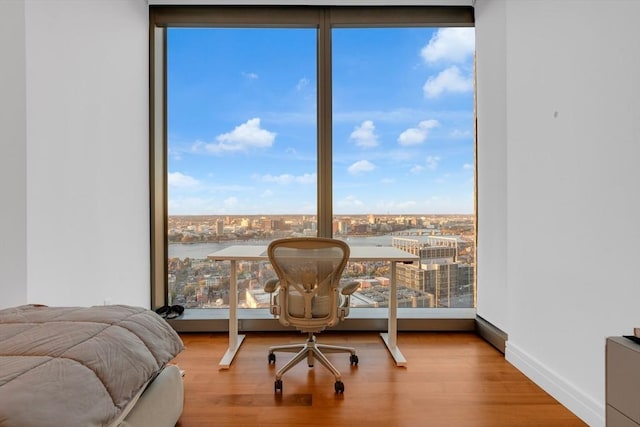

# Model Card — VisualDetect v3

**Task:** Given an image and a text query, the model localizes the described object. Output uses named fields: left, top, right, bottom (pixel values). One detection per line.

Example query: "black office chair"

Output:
left=264, top=237, right=360, bottom=393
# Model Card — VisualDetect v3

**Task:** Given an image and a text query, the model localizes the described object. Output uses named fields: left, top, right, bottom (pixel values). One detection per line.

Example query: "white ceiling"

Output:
left=147, top=0, right=475, bottom=6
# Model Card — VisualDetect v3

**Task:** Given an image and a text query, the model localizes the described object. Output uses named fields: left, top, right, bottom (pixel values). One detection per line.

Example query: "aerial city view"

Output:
left=167, top=214, right=475, bottom=310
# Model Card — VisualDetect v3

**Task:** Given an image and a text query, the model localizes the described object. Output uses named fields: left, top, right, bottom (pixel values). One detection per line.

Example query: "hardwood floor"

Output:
left=172, top=331, right=587, bottom=427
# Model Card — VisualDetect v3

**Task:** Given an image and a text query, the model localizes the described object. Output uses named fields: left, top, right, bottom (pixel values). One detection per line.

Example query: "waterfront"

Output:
left=168, top=234, right=452, bottom=259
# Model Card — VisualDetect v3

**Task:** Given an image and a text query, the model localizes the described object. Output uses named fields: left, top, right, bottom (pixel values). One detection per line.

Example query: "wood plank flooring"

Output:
left=172, top=332, right=587, bottom=427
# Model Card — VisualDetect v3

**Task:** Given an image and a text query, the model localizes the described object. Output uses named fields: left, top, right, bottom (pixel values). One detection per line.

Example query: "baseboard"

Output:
left=474, top=315, right=507, bottom=354
left=506, top=341, right=604, bottom=427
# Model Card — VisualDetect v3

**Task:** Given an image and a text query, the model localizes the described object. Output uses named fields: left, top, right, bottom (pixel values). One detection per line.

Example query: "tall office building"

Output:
left=394, top=237, right=475, bottom=308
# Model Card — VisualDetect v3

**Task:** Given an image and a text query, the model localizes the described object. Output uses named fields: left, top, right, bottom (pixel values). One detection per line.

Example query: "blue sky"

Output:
left=167, top=26, right=475, bottom=216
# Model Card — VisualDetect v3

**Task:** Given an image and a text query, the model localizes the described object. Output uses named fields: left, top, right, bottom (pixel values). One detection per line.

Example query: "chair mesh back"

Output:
left=268, top=238, right=349, bottom=327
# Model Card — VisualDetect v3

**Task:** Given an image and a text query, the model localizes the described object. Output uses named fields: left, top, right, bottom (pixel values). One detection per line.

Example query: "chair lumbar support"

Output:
left=264, top=237, right=360, bottom=394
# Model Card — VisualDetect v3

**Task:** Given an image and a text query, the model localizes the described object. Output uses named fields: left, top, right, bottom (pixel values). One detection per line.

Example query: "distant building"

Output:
left=245, top=288, right=271, bottom=308
left=394, top=236, right=475, bottom=308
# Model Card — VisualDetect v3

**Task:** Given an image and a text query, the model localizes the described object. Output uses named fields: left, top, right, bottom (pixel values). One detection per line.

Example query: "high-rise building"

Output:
left=394, top=236, right=475, bottom=308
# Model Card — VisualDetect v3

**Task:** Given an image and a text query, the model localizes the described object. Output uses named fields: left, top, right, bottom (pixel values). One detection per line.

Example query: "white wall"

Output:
left=16, top=0, right=149, bottom=308
left=0, top=0, right=27, bottom=308
left=476, top=1, right=640, bottom=426
left=475, top=0, right=508, bottom=332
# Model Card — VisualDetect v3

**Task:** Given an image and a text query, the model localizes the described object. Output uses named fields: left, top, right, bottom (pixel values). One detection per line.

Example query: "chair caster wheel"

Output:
left=268, top=353, right=276, bottom=364
left=275, top=379, right=283, bottom=393
left=350, top=354, right=359, bottom=365
left=334, top=381, right=344, bottom=394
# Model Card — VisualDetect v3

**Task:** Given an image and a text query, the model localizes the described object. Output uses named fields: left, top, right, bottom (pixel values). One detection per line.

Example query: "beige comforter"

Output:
left=0, top=304, right=184, bottom=427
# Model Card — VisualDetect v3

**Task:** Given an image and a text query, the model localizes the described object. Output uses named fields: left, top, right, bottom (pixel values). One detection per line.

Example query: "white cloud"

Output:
left=296, top=77, right=310, bottom=91
left=410, top=165, right=424, bottom=175
left=349, top=120, right=379, bottom=148
left=451, top=129, right=472, bottom=138
left=168, top=172, right=199, bottom=189
left=348, top=160, right=376, bottom=175
left=374, top=200, right=417, bottom=212
left=167, top=197, right=209, bottom=215
left=168, top=196, right=235, bottom=215
left=397, top=200, right=417, bottom=210
left=256, top=173, right=316, bottom=185
left=263, top=174, right=294, bottom=185
left=224, top=197, right=238, bottom=208
left=423, top=66, right=473, bottom=98
left=420, top=27, right=475, bottom=64
left=463, top=163, right=474, bottom=170
left=242, top=71, right=258, bottom=80
left=195, top=118, right=276, bottom=154
left=397, top=120, right=439, bottom=146
left=336, top=195, right=364, bottom=209
left=426, top=156, right=440, bottom=170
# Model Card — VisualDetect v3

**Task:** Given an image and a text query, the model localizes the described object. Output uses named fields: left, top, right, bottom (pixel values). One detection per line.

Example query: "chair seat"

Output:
left=286, top=292, right=346, bottom=318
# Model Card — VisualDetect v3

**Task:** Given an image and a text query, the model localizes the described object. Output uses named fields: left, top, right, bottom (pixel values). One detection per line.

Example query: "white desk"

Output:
left=208, top=244, right=418, bottom=369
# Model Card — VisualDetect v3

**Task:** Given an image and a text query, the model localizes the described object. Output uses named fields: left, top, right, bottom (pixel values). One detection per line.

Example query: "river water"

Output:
left=168, top=235, right=400, bottom=259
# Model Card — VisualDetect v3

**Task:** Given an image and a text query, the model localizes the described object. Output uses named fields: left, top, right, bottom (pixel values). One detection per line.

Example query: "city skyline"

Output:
left=167, top=213, right=475, bottom=310
left=166, top=26, right=475, bottom=216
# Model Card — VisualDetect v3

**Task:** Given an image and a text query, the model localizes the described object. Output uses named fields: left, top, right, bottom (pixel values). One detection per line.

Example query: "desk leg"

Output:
left=380, top=261, right=406, bottom=367
left=219, top=259, right=245, bottom=369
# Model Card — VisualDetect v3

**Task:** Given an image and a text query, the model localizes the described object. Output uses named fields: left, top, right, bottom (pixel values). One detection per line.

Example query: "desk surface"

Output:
left=208, top=245, right=418, bottom=262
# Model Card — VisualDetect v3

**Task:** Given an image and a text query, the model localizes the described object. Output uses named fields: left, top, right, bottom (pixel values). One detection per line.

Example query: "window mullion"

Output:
left=317, top=9, right=333, bottom=238
left=150, top=26, right=167, bottom=308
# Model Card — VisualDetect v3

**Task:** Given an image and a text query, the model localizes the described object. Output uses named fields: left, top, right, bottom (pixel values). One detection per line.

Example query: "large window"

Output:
left=150, top=6, right=476, bottom=317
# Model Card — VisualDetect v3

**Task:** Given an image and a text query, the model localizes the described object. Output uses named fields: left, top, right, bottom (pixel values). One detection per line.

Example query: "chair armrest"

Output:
left=264, top=278, right=279, bottom=293
left=340, top=281, right=360, bottom=296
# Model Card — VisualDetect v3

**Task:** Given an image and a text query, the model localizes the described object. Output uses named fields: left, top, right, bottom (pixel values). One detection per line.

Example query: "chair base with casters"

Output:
left=268, top=332, right=359, bottom=393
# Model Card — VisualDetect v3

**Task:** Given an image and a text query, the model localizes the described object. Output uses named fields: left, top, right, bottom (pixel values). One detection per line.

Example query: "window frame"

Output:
left=149, top=5, right=476, bottom=324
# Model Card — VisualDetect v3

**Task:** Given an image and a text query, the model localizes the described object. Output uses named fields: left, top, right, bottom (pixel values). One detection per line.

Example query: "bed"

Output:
left=0, top=304, right=185, bottom=427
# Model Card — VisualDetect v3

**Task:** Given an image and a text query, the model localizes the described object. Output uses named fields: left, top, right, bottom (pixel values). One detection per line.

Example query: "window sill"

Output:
left=167, top=307, right=477, bottom=333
